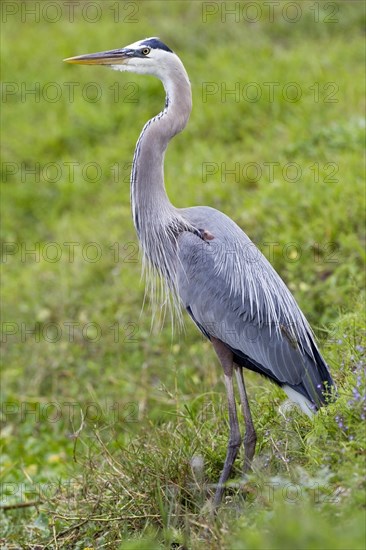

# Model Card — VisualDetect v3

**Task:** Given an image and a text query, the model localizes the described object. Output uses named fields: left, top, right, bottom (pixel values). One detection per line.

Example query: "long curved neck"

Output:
left=131, top=57, right=192, bottom=236
left=129, top=55, right=196, bottom=324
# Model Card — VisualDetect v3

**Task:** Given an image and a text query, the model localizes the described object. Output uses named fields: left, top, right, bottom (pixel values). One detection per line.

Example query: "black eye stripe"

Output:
left=140, top=39, right=173, bottom=53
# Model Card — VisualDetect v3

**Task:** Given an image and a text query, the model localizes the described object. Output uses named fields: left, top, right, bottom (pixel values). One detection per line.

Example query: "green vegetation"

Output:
left=1, top=1, right=365, bottom=548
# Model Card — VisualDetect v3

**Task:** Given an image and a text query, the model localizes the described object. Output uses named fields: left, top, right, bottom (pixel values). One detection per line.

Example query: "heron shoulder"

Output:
left=176, top=205, right=314, bottom=352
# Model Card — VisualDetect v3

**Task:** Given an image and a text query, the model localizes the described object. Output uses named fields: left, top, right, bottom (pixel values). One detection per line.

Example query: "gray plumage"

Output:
left=178, top=207, right=332, bottom=405
left=65, top=37, right=335, bottom=506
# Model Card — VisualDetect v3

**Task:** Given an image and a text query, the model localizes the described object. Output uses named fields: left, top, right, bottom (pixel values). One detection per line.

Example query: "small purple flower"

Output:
left=352, top=389, right=361, bottom=400
left=335, top=415, right=345, bottom=429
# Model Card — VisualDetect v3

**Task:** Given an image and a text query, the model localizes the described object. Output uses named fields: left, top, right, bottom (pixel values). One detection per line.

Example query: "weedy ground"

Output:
left=1, top=1, right=365, bottom=548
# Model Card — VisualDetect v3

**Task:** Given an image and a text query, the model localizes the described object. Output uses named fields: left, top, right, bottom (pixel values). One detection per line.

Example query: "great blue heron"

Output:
left=65, top=37, right=335, bottom=506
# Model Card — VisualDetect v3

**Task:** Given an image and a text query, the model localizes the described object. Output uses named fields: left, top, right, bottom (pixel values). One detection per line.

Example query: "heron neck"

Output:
left=130, top=60, right=192, bottom=235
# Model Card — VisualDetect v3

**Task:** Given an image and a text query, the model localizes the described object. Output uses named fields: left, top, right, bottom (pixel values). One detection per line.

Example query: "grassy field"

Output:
left=1, top=0, right=365, bottom=548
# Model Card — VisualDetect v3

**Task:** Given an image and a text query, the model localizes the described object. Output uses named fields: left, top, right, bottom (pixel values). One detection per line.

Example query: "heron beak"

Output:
left=64, top=48, right=129, bottom=65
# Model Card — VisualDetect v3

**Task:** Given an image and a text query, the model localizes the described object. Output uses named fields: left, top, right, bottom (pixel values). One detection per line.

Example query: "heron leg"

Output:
left=234, top=365, right=257, bottom=473
left=211, top=338, right=242, bottom=507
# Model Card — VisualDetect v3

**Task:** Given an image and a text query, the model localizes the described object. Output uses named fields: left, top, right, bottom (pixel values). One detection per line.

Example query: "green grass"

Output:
left=1, top=1, right=365, bottom=548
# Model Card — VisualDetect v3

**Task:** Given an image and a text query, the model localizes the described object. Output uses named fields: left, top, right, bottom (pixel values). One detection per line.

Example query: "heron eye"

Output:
left=141, top=47, right=150, bottom=56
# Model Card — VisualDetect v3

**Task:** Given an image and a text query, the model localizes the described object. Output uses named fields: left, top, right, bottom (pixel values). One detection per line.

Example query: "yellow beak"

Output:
left=64, top=48, right=129, bottom=65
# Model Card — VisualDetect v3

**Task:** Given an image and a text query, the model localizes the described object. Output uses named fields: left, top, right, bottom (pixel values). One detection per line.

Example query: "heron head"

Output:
left=64, top=37, right=175, bottom=78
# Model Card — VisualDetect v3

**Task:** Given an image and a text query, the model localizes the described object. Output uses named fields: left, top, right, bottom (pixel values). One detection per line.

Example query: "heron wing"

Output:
left=177, top=206, right=332, bottom=404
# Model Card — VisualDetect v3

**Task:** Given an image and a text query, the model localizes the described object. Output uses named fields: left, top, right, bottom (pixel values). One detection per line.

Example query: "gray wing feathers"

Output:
left=177, top=206, right=329, bottom=400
